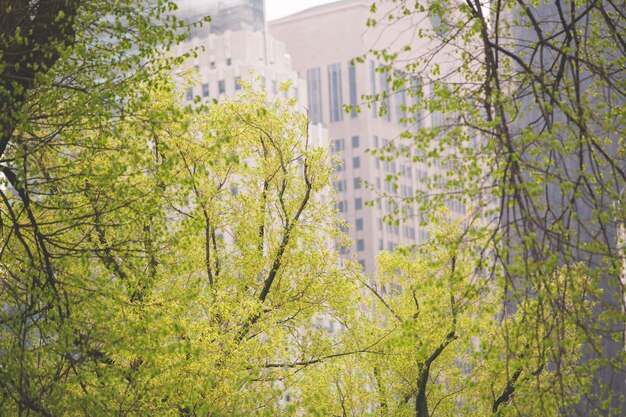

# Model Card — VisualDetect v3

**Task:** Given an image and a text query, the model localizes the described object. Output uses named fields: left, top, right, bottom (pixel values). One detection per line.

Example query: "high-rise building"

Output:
left=269, top=0, right=455, bottom=273
left=177, top=0, right=265, bottom=36
left=170, top=0, right=324, bottom=131
left=172, top=28, right=308, bottom=110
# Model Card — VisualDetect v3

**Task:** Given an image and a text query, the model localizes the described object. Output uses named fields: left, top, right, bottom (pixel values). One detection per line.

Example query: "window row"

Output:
left=333, top=177, right=363, bottom=193
left=201, top=57, right=233, bottom=70
left=336, top=198, right=364, bottom=213
left=369, top=61, right=422, bottom=126
left=185, top=77, right=297, bottom=101
left=334, top=179, right=346, bottom=192
left=332, top=135, right=360, bottom=151
left=185, top=78, right=242, bottom=101
left=307, top=62, right=359, bottom=124
left=333, top=157, right=362, bottom=172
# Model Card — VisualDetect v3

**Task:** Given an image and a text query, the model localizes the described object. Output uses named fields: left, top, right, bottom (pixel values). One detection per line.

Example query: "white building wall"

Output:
left=172, top=30, right=310, bottom=116
left=269, top=0, right=452, bottom=273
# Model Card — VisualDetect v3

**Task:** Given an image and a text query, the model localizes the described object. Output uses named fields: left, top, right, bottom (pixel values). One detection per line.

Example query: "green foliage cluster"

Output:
left=0, top=1, right=621, bottom=416
left=363, top=0, right=625, bottom=414
left=297, top=214, right=591, bottom=416
left=0, top=1, right=358, bottom=414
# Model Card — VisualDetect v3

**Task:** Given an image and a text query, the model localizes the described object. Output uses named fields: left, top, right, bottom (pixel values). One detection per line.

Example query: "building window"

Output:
left=333, top=138, right=344, bottom=152
left=226, top=57, right=232, bottom=66
left=411, top=76, right=422, bottom=130
left=272, top=80, right=277, bottom=94
left=358, top=259, right=366, bottom=268
left=395, top=71, right=406, bottom=125
left=335, top=180, right=346, bottom=192
left=356, top=218, right=363, bottom=230
left=235, top=77, right=242, bottom=90
left=383, top=160, right=396, bottom=174
left=355, top=198, right=362, bottom=210
left=348, top=62, right=358, bottom=118
left=351, top=135, right=359, bottom=148
left=337, top=201, right=347, bottom=213
left=357, top=239, right=365, bottom=251
left=201, top=83, right=209, bottom=97
left=328, top=63, right=343, bottom=123
left=185, top=88, right=193, bottom=101
left=353, top=156, right=360, bottom=169
left=354, top=177, right=361, bottom=189
left=307, top=67, right=323, bottom=124
left=218, top=80, right=225, bottom=94
left=432, top=108, right=444, bottom=127
left=210, top=61, right=216, bottom=69
left=379, top=240, right=384, bottom=250
left=334, top=159, right=344, bottom=173
left=370, top=60, right=377, bottom=117
left=380, top=69, right=391, bottom=121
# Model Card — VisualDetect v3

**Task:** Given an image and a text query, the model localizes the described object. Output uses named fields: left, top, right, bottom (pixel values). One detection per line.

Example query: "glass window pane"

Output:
left=328, top=63, right=343, bottom=123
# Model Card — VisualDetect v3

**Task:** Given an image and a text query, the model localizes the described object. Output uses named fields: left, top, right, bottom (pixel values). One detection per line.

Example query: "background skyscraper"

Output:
left=270, top=0, right=456, bottom=272
left=177, top=0, right=265, bottom=35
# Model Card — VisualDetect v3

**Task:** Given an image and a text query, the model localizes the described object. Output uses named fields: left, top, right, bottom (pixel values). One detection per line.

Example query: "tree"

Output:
left=0, top=0, right=364, bottom=413
left=274, top=211, right=593, bottom=417
left=1, top=1, right=193, bottom=414
left=0, top=67, right=366, bottom=413
left=364, top=0, right=625, bottom=414
left=313, top=213, right=591, bottom=417
left=162, top=84, right=363, bottom=414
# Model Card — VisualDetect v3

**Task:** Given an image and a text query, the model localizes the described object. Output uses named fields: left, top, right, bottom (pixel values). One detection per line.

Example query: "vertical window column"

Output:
left=348, top=62, right=358, bottom=118
left=307, top=67, right=323, bottom=124
left=411, top=76, right=422, bottom=131
left=395, top=70, right=406, bottom=124
left=379, top=68, right=391, bottom=121
left=328, top=63, right=344, bottom=123
left=370, top=60, right=377, bottom=117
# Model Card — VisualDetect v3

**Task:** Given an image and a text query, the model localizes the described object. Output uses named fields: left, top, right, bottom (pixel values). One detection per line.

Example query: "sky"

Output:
left=265, top=0, right=335, bottom=21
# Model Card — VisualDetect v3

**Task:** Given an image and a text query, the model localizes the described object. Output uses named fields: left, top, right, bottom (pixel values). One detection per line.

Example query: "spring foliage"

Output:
left=0, top=1, right=611, bottom=416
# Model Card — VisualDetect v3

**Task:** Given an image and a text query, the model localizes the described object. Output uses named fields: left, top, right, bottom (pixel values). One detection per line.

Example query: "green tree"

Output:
left=364, top=1, right=625, bottom=413
left=297, top=214, right=593, bottom=416
left=0, top=0, right=363, bottom=412
left=1, top=1, right=194, bottom=414
left=163, top=84, right=362, bottom=414
left=0, top=69, right=365, bottom=413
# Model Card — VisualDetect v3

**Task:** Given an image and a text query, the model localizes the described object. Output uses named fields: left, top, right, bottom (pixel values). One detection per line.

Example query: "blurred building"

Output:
left=172, top=28, right=309, bottom=114
left=269, top=0, right=457, bottom=273
left=173, top=0, right=469, bottom=275
left=177, top=0, right=264, bottom=36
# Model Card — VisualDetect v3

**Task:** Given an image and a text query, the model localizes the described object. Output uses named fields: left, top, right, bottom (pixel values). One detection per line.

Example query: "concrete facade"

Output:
left=269, top=0, right=454, bottom=273
left=177, top=0, right=265, bottom=35
left=173, top=29, right=307, bottom=112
